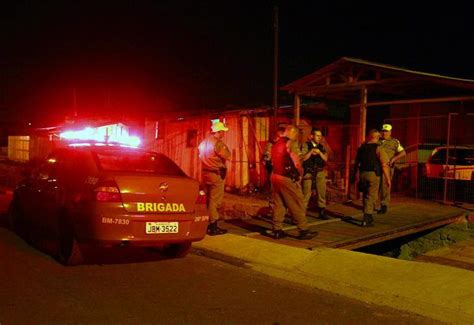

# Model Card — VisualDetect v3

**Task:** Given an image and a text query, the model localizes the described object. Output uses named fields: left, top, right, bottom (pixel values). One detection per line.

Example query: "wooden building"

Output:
left=143, top=106, right=348, bottom=193
left=282, top=57, right=474, bottom=195
left=282, top=57, right=474, bottom=147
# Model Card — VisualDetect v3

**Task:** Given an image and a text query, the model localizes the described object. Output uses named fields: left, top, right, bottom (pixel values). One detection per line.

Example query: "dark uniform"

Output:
left=270, top=136, right=316, bottom=240
left=198, top=132, right=231, bottom=235
left=355, top=142, right=389, bottom=226
left=301, top=141, right=328, bottom=216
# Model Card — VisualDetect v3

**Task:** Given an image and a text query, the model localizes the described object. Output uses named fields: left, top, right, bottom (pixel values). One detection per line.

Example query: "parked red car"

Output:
left=424, top=146, right=474, bottom=181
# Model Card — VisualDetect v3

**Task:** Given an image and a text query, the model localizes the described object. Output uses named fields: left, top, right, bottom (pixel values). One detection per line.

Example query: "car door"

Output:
left=34, top=150, right=67, bottom=242
left=13, top=165, right=41, bottom=232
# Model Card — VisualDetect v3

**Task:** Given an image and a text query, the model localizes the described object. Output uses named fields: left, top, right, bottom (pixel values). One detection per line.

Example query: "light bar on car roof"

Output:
left=60, top=127, right=141, bottom=147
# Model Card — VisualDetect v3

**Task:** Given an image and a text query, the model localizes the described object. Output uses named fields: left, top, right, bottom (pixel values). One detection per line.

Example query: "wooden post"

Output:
left=273, top=6, right=279, bottom=122
left=359, top=86, right=367, bottom=145
left=344, top=145, right=351, bottom=198
left=294, top=93, right=301, bottom=126
left=241, top=116, right=249, bottom=190
left=443, top=113, right=455, bottom=204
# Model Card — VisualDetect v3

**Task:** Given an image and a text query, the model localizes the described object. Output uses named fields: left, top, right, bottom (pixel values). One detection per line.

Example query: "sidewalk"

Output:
left=195, top=193, right=474, bottom=323
left=193, top=233, right=474, bottom=324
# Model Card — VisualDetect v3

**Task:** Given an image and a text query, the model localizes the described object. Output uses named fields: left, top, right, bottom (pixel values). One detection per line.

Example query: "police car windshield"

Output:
left=94, top=150, right=186, bottom=176
left=430, top=148, right=474, bottom=166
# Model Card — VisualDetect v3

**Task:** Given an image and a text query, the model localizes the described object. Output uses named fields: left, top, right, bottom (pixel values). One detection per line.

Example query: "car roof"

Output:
left=434, top=146, right=474, bottom=150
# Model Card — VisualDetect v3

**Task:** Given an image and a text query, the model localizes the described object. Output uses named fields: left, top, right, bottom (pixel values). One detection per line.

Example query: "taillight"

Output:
left=94, top=181, right=122, bottom=202
left=196, top=186, right=207, bottom=205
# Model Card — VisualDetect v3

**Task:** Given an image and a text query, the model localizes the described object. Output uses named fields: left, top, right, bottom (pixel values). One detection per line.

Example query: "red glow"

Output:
left=60, top=126, right=141, bottom=147
left=94, top=182, right=122, bottom=202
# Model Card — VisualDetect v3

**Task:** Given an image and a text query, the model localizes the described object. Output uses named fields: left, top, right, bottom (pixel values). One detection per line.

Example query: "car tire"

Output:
left=163, top=242, right=192, bottom=258
left=58, top=216, right=83, bottom=266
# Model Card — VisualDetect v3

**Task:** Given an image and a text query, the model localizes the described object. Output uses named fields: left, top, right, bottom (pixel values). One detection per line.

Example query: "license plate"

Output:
left=146, top=222, right=179, bottom=234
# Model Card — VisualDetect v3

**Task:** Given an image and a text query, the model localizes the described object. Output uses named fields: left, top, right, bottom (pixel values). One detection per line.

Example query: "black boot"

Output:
left=273, top=229, right=288, bottom=240
left=207, top=222, right=228, bottom=236
left=378, top=205, right=387, bottom=214
left=361, top=214, right=374, bottom=227
left=319, top=208, right=329, bottom=220
left=297, top=229, right=318, bottom=240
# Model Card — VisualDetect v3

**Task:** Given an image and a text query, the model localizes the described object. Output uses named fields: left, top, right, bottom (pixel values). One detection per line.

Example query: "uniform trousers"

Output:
left=202, top=171, right=224, bottom=223
left=271, top=174, right=309, bottom=231
left=380, top=167, right=395, bottom=206
left=360, top=171, right=380, bottom=215
left=302, top=170, right=327, bottom=210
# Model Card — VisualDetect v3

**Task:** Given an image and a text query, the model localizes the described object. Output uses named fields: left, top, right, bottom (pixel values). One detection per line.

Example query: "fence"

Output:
left=384, top=113, right=474, bottom=204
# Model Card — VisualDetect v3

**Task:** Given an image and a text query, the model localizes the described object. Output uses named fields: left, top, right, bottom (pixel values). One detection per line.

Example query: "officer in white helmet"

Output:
left=198, top=121, right=231, bottom=235
left=378, top=124, right=406, bottom=214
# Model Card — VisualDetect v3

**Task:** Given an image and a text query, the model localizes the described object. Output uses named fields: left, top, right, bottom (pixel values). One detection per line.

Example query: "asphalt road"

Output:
left=0, top=223, right=435, bottom=325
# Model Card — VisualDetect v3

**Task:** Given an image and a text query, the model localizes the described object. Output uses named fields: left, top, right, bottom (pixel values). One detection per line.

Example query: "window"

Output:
left=94, top=150, right=185, bottom=176
left=430, top=148, right=474, bottom=166
left=37, top=150, right=65, bottom=180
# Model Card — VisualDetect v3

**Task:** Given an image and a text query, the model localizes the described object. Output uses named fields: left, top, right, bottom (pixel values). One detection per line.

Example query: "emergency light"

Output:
left=60, top=127, right=141, bottom=147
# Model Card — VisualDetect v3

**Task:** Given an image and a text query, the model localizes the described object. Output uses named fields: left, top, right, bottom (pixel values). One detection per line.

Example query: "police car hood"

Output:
left=115, top=175, right=199, bottom=214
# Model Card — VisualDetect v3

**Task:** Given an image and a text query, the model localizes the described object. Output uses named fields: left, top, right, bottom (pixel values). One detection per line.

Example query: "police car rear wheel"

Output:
left=58, top=218, right=83, bottom=266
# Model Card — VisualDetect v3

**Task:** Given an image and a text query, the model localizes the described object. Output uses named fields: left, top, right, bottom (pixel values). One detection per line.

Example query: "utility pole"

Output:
left=273, top=6, right=279, bottom=123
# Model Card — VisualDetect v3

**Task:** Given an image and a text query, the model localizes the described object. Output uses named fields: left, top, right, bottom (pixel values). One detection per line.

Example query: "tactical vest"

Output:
left=271, top=137, right=299, bottom=179
left=357, top=143, right=381, bottom=176
left=303, top=141, right=326, bottom=174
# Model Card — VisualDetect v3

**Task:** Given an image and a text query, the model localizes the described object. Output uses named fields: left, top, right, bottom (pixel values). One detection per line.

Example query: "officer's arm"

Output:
left=390, top=143, right=406, bottom=165
left=215, top=141, right=231, bottom=161
left=287, top=140, right=303, bottom=175
left=318, top=146, right=329, bottom=162
left=377, top=147, right=391, bottom=187
left=300, top=142, right=312, bottom=162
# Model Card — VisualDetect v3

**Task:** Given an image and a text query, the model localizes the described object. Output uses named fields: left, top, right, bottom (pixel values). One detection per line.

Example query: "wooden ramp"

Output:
left=223, top=198, right=469, bottom=251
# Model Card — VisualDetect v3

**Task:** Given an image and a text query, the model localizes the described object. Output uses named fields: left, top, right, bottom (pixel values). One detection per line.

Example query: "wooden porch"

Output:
left=223, top=197, right=470, bottom=250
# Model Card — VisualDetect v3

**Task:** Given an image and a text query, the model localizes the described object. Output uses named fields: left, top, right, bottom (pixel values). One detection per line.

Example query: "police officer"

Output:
left=301, top=128, right=329, bottom=219
left=379, top=124, right=406, bottom=214
left=354, top=129, right=391, bottom=227
left=270, top=125, right=318, bottom=240
left=198, top=121, right=231, bottom=236
left=262, top=127, right=286, bottom=173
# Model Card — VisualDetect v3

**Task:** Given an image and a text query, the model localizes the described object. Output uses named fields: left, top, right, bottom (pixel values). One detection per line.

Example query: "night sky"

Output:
left=1, top=1, right=474, bottom=125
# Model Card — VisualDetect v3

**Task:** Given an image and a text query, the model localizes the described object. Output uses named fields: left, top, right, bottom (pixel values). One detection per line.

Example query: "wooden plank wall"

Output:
left=144, top=114, right=271, bottom=191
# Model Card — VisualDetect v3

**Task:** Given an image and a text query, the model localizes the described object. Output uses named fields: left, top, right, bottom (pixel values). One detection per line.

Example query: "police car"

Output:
left=8, top=140, right=208, bottom=265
